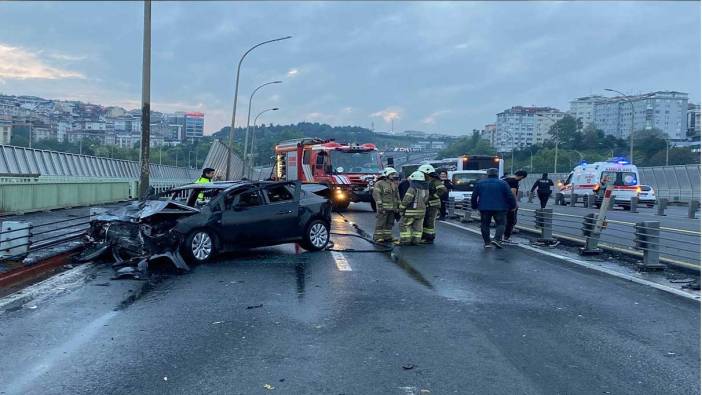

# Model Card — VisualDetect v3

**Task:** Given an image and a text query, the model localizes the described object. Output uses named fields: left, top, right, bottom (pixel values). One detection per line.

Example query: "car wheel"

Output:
left=301, top=220, right=330, bottom=251
left=184, top=229, right=216, bottom=264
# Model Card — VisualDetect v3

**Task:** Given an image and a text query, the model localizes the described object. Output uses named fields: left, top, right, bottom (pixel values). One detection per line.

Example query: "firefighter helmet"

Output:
left=382, top=167, right=398, bottom=178
left=408, top=171, right=426, bottom=181
left=418, top=164, right=435, bottom=174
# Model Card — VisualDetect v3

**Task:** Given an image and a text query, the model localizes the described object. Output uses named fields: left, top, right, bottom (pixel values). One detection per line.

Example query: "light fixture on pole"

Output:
left=243, top=80, right=282, bottom=176
left=249, top=107, right=279, bottom=178
left=225, top=36, right=292, bottom=180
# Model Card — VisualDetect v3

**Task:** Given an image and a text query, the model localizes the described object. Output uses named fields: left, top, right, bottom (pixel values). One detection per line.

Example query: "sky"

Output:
left=0, top=1, right=699, bottom=135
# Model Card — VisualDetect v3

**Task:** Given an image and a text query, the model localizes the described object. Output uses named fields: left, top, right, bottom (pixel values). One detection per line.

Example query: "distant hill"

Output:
left=212, top=122, right=459, bottom=165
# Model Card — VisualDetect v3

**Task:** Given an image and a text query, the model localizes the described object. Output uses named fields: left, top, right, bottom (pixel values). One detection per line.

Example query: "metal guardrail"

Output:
left=0, top=144, right=200, bottom=183
left=446, top=197, right=701, bottom=272
left=0, top=216, right=91, bottom=263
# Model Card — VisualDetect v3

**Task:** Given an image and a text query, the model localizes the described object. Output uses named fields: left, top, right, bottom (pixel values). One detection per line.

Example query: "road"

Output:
left=0, top=203, right=699, bottom=394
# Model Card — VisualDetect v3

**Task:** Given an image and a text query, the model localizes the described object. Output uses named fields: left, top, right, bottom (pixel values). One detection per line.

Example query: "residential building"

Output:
left=0, top=120, right=11, bottom=144
left=569, top=95, right=605, bottom=130
left=590, top=91, right=688, bottom=141
left=480, top=123, right=496, bottom=147
left=495, top=106, right=563, bottom=151
left=687, top=103, right=701, bottom=139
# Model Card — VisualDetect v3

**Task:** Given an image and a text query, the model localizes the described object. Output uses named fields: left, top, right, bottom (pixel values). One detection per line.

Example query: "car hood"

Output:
left=96, top=200, right=200, bottom=222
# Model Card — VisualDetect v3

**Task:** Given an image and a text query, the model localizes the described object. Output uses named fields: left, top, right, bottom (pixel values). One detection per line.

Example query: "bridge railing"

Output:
left=447, top=198, right=700, bottom=272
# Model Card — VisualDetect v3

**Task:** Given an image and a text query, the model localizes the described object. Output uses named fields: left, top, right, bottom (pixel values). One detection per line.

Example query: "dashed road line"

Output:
left=440, top=220, right=700, bottom=302
left=331, top=251, right=352, bottom=271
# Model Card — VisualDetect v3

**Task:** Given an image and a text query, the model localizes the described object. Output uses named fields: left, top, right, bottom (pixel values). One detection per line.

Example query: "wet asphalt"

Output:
left=0, top=203, right=699, bottom=395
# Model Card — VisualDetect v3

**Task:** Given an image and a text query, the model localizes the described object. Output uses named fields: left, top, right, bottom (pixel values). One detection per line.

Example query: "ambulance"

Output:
left=559, top=158, right=641, bottom=208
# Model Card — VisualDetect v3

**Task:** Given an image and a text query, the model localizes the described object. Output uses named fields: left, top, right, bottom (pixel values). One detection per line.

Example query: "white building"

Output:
left=688, top=104, right=700, bottom=139
left=495, top=106, right=564, bottom=151
left=0, top=121, right=11, bottom=144
left=569, top=96, right=605, bottom=130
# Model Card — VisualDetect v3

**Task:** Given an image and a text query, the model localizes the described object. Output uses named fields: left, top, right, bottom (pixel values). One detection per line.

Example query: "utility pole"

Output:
left=138, top=0, right=151, bottom=200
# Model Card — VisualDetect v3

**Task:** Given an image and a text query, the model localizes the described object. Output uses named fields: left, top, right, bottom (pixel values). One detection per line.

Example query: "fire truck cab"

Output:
left=559, top=158, right=641, bottom=208
left=272, top=138, right=382, bottom=210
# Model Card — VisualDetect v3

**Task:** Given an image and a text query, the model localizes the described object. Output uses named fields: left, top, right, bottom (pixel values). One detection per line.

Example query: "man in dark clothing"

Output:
left=438, top=169, right=453, bottom=220
left=471, top=168, right=516, bottom=249
left=502, top=169, right=527, bottom=243
left=531, top=173, right=555, bottom=208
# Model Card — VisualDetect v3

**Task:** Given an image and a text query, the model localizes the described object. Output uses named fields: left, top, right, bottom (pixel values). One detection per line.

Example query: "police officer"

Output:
left=530, top=173, right=554, bottom=209
left=195, top=168, right=215, bottom=201
left=418, top=164, right=447, bottom=244
left=399, top=171, right=429, bottom=246
left=372, top=167, right=401, bottom=243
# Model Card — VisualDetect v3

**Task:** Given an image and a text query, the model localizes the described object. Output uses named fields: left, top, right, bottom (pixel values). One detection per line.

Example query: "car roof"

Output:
left=170, top=180, right=290, bottom=192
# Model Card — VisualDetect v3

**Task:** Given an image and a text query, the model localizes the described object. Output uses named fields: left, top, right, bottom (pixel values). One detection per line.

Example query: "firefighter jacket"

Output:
left=427, top=177, right=447, bottom=207
left=400, top=181, right=429, bottom=215
left=372, top=178, right=400, bottom=212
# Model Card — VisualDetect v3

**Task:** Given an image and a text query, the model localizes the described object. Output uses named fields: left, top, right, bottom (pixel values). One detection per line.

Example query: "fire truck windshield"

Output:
left=330, top=150, right=380, bottom=174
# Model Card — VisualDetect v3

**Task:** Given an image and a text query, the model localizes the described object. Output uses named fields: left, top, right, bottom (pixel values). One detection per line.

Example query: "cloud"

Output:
left=371, top=107, right=402, bottom=123
left=287, top=68, right=299, bottom=77
left=422, top=110, right=451, bottom=124
left=0, top=43, right=85, bottom=80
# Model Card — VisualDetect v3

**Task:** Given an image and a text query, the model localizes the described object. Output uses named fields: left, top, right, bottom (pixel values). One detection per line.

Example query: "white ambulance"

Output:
left=559, top=159, right=641, bottom=208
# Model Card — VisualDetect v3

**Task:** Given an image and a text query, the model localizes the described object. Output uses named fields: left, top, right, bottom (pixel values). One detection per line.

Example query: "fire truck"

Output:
left=272, top=138, right=383, bottom=210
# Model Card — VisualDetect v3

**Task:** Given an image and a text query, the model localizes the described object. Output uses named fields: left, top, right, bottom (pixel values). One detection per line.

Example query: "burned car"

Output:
left=79, top=181, right=332, bottom=275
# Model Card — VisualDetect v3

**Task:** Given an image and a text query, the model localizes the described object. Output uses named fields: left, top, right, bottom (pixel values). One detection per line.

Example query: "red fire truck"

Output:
left=272, top=138, right=382, bottom=210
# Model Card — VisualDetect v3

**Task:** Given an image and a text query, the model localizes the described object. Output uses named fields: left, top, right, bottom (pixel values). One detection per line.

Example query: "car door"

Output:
left=262, top=183, right=301, bottom=241
left=219, top=188, right=272, bottom=247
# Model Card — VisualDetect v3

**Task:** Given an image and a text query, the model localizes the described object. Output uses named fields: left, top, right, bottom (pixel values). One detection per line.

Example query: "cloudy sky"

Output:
left=0, top=1, right=699, bottom=135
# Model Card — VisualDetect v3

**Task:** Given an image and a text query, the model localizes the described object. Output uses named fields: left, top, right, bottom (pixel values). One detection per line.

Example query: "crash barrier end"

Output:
left=0, top=221, right=30, bottom=259
left=447, top=197, right=456, bottom=219
left=688, top=200, right=699, bottom=219
left=657, top=198, right=668, bottom=216
left=634, top=221, right=666, bottom=271
left=630, top=197, right=639, bottom=213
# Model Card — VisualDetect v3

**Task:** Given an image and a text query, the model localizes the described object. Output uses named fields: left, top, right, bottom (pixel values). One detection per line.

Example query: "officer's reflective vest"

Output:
left=195, top=177, right=210, bottom=200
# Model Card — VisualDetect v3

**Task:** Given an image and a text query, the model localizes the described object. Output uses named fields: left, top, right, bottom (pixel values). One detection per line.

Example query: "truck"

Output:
left=272, top=137, right=382, bottom=210
left=558, top=158, right=641, bottom=209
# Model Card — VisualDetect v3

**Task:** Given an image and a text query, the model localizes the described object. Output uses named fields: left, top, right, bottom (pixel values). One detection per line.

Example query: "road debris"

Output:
left=263, top=384, right=275, bottom=390
left=246, top=304, right=264, bottom=310
left=212, top=321, right=224, bottom=325
left=402, top=364, right=415, bottom=370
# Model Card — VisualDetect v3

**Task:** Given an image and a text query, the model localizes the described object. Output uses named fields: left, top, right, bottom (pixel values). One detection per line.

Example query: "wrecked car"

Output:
left=77, top=181, right=332, bottom=275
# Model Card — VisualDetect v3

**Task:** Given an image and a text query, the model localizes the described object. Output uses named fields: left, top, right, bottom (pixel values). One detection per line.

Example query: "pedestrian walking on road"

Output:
left=471, top=168, right=516, bottom=249
left=419, top=164, right=447, bottom=244
left=502, top=169, right=527, bottom=244
left=439, top=169, right=453, bottom=220
left=372, top=167, right=401, bottom=243
left=531, top=173, right=554, bottom=209
left=399, top=171, right=429, bottom=246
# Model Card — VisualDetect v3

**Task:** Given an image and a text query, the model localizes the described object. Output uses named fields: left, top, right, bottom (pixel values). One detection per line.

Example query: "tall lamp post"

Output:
left=502, top=129, right=516, bottom=174
left=226, top=36, right=292, bottom=180
left=604, top=88, right=636, bottom=164
left=249, top=107, right=278, bottom=178
left=243, top=80, right=282, bottom=176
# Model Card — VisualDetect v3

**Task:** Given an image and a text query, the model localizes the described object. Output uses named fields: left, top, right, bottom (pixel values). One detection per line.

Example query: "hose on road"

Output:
left=326, top=212, right=394, bottom=253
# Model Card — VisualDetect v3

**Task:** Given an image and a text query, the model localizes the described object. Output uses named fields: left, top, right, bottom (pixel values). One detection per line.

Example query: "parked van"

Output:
left=447, top=170, right=487, bottom=203
left=559, top=159, right=641, bottom=208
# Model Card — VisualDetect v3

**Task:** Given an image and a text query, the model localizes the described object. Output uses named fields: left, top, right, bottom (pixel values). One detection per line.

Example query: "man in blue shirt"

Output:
left=471, top=168, right=516, bottom=249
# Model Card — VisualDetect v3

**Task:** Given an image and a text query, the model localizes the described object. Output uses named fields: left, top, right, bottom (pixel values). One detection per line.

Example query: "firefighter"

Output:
left=372, top=167, right=401, bottom=243
left=399, top=171, right=429, bottom=246
left=418, top=164, right=447, bottom=244
left=195, top=167, right=215, bottom=201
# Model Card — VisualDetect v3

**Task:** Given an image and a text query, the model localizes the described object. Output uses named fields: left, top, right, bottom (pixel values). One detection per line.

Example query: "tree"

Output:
left=437, top=131, right=495, bottom=158
left=548, top=115, right=580, bottom=148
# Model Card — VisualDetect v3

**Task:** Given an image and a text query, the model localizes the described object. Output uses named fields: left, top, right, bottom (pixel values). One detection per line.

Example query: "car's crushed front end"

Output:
left=78, top=200, right=200, bottom=279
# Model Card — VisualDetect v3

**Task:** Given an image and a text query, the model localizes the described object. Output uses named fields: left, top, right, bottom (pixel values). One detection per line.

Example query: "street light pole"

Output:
left=138, top=0, right=151, bottom=200
left=226, top=36, right=292, bottom=180
left=605, top=88, right=636, bottom=164
left=665, top=139, right=670, bottom=166
left=250, top=107, right=278, bottom=178
left=243, top=80, right=282, bottom=176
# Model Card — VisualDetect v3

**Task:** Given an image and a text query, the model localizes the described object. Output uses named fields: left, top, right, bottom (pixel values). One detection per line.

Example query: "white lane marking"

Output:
left=439, top=220, right=700, bottom=302
left=331, top=251, right=352, bottom=271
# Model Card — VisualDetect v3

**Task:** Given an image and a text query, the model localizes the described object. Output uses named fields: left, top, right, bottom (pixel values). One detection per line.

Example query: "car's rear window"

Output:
left=640, top=185, right=651, bottom=191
